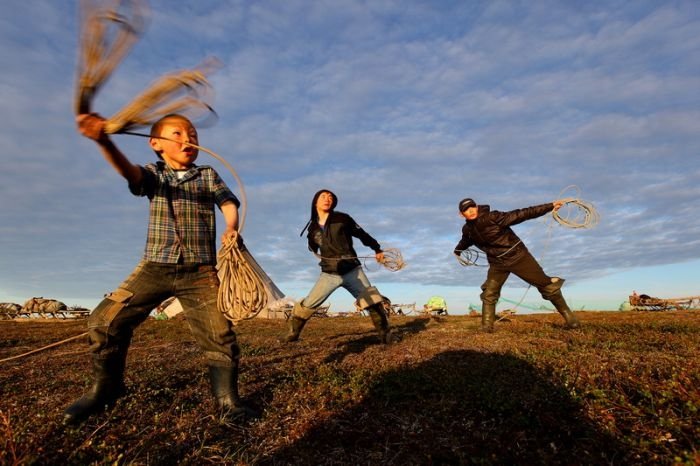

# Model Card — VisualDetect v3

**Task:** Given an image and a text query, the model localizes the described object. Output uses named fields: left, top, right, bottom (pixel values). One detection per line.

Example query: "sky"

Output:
left=2, top=0, right=699, bottom=315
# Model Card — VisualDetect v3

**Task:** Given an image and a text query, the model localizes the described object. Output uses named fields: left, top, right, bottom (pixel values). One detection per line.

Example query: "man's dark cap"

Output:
left=459, top=198, right=476, bottom=212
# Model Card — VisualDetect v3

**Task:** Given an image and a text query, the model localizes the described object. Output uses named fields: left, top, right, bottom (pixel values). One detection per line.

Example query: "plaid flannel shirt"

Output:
left=129, top=162, right=239, bottom=264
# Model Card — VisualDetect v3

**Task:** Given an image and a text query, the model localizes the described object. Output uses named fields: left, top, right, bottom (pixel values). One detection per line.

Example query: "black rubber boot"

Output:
left=282, top=315, right=308, bottom=343
left=368, top=303, right=392, bottom=344
left=208, top=363, right=258, bottom=420
left=481, top=303, right=496, bottom=333
left=63, top=350, right=127, bottom=425
left=548, top=291, right=581, bottom=329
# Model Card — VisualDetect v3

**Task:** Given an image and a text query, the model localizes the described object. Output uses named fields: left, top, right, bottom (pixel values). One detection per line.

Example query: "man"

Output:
left=454, top=198, right=581, bottom=332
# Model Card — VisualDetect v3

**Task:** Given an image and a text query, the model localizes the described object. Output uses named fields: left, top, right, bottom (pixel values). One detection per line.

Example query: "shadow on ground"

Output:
left=263, top=349, right=625, bottom=465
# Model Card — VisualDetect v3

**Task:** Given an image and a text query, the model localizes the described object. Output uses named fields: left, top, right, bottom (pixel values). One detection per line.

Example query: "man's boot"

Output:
left=208, top=363, right=258, bottom=419
left=367, top=303, right=392, bottom=344
left=481, top=302, right=496, bottom=333
left=548, top=291, right=581, bottom=329
left=63, top=349, right=127, bottom=425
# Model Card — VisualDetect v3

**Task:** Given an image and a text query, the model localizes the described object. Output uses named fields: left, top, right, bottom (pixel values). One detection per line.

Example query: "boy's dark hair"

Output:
left=149, top=114, right=194, bottom=158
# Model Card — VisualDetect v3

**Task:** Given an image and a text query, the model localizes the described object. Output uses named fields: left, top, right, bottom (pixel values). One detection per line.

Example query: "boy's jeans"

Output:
left=87, top=260, right=239, bottom=364
left=301, top=266, right=372, bottom=309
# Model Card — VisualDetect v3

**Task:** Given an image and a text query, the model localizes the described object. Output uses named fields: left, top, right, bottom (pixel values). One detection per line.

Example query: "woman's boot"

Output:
left=368, top=303, right=392, bottom=344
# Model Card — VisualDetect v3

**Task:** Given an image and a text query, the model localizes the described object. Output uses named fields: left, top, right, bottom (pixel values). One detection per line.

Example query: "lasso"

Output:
left=312, top=248, right=406, bottom=272
left=455, top=248, right=486, bottom=267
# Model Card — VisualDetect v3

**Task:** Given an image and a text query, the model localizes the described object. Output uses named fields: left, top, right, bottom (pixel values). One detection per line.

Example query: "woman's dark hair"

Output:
left=300, top=189, right=337, bottom=236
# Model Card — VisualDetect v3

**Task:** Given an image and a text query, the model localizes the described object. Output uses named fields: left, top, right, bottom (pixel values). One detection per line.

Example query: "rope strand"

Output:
left=311, top=247, right=406, bottom=272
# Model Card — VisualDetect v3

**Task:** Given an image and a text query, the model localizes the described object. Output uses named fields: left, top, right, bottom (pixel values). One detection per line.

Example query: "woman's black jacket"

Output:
left=308, top=211, right=382, bottom=275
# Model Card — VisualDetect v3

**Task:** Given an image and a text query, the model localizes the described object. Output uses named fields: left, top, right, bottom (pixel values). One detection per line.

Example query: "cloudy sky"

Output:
left=2, top=0, right=699, bottom=314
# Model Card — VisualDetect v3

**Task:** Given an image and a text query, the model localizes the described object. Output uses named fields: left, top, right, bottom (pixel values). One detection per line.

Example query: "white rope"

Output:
left=552, top=185, right=600, bottom=229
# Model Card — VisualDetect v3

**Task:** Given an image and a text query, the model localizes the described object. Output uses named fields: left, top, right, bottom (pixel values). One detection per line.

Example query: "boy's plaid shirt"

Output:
left=129, top=162, right=239, bottom=265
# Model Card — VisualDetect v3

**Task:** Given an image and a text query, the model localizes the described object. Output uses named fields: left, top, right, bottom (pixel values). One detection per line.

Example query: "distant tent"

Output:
left=157, top=248, right=287, bottom=319
left=424, top=296, right=448, bottom=315
left=241, top=248, right=286, bottom=318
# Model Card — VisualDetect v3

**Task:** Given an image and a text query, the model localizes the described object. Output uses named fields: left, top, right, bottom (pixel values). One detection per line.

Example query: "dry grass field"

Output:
left=1, top=310, right=698, bottom=465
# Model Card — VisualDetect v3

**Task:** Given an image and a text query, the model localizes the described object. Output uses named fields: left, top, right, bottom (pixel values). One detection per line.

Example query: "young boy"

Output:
left=282, top=189, right=392, bottom=343
left=454, top=198, right=581, bottom=332
left=64, top=113, right=254, bottom=424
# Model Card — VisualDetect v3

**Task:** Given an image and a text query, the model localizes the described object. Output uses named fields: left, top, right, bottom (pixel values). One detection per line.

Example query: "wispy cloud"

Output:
left=1, top=0, right=698, bottom=310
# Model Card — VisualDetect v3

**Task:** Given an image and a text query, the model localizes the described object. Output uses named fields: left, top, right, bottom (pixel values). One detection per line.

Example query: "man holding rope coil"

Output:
left=64, top=113, right=255, bottom=424
left=454, top=198, right=581, bottom=333
left=281, top=189, right=393, bottom=344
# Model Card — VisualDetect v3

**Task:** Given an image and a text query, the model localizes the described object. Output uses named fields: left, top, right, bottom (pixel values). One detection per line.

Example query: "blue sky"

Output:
left=2, top=0, right=699, bottom=314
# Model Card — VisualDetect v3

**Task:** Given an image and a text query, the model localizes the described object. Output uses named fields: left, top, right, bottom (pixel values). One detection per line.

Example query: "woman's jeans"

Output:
left=301, top=266, right=372, bottom=309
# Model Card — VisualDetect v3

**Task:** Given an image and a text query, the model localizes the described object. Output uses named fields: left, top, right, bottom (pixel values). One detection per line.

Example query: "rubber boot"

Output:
left=548, top=291, right=581, bottom=329
left=208, top=363, right=258, bottom=420
left=481, top=303, right=496, bottom=333
left=367, top=303, right=392, bottom=344
left=63, top=349, right=127, bottom=425
left=281, top=315, right=308, bottom=342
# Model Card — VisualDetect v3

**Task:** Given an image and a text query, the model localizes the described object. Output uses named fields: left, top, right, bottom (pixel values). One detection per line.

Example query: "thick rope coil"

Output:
left=216, top=232, right=269, bottom=323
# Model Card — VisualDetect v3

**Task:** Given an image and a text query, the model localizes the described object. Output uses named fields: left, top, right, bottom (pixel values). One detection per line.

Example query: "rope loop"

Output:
left=455, top=248, right=486, bottom=267
left=312, top=247, right=406, bottom=272
left=379, top=248, right=406, bottom=272
left=553, top=198, right=600, bottom=229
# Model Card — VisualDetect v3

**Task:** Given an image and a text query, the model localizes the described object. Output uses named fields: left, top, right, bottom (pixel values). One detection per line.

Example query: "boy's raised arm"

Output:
left=76, top=114, right=142, bottom=186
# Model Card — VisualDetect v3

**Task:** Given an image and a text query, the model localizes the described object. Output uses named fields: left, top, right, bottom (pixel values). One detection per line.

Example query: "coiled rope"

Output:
left=216, top=233, right=268, bottom=322
left=312, top=247, right=406, bottom=272
left=552, top=198, right=600, bottom=229
left=455, top=248, right=486, bottom=267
